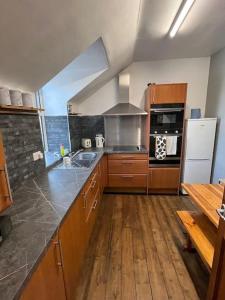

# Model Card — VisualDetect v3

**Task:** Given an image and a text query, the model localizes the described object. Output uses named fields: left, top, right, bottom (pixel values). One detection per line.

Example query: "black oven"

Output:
left=149, top=104, right=184, bottom=166
left=149, top=133, right=182, bottom=165
left=150, top=103, right=184, bottom=134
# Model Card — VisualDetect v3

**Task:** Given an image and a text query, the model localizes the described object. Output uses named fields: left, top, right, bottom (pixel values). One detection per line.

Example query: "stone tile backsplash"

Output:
left=69, top=115, right=105, bottom=151
left=0, top=114, right=104, bottom=190
left=0, top=114, right=45, bottom=191
left=68, top=116, right=81, bottom=152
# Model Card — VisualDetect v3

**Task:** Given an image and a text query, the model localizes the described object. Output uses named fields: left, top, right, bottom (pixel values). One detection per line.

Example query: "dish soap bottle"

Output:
left=60, top=144, right=65, bottom=157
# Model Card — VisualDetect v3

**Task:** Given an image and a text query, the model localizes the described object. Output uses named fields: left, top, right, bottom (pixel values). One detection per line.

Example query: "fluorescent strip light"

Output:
left=169, top=0, right=195, bottom=38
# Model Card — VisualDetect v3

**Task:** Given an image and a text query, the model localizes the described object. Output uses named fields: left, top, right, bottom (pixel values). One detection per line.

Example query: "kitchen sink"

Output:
left=71, top=152, right=97, bottom=168
left=74, top=152, right=97, bottom=160
left=71, top=159, right=95, bottom=169
left=54, top=151, right=97, bottom=170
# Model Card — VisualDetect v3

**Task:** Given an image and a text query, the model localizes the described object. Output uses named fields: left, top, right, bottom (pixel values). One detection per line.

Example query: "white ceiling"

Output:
left=0, top=0, right=140, bottom=92
left=0, top=0, right=225, bottom=97
left=135, top=0, right=225, bottom=60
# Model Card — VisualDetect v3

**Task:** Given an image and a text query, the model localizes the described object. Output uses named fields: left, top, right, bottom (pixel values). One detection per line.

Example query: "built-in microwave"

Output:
left=150, top=103, right=184, bottom=134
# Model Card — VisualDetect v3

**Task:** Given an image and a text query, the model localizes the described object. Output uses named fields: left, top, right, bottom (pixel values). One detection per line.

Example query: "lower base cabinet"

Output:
left=148, top=167, right=180, bottom=193
left=20, top=156, right=105, bottom=300
left=59, top=192, right=87, bottom=300
left=107, top=153, right=148, bottom=192
left=20, top=235, right=66, bottom=300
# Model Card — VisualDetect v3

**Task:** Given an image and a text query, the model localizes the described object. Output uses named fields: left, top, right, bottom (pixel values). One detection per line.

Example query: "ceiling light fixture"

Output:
left=169, top=0, right=195, bottom=38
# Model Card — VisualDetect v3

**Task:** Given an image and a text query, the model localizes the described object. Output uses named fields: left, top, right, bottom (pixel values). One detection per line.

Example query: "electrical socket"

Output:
left=38, top=151, right=43, bottom=159
left=33, top=151, right=44, bottom=161
left=33, top=152, right=39, bottom=161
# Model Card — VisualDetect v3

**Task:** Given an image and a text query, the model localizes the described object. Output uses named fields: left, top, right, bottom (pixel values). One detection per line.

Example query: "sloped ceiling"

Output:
left=0, top=0, right=141, bottom=91
left=0, top=0, right=225, bottom=99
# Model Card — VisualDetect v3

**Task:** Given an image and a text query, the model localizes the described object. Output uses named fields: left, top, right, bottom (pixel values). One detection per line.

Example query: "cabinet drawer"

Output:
left=108, top=159, right=148, bottom=174
left=108, top=153, right=148, bottom=160
left=149, top=168, right=180, bottom=189
left=82, top=172, right=99, bottom=220
left=86, top=188, right=100, bottom=224
left=108, top=174, right=147, bottom=188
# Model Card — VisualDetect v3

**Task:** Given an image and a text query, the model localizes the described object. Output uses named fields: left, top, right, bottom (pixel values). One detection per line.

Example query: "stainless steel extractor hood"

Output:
left=103, top=72, right=147, bottom=116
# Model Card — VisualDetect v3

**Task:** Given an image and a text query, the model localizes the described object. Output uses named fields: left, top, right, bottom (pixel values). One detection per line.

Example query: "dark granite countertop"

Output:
left=0, top=146, right=148, bottom=300
left=88, top=145, right=148, bottom=154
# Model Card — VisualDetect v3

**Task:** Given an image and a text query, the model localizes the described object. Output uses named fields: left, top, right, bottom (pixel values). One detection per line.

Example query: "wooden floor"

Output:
left=76, top=194, right=209, bottom=300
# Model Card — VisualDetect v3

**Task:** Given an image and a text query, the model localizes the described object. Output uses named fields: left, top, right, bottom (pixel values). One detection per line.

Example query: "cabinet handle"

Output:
left=0, top=170, right=11, bottom=200
left=121, top=175, right=134, bottom=179
left=91, top=172, right=97, bottom=181
left=82, top=193, right=87, bottom=208
left=53, top=240, right=63, bottom=268
left=91, top=180, right=96, bottom=188
left=121, top=156, right=135, bottom=159
left=82, top=190, right=87, bottom=199
left=92, top=200, right=98, bottom=210
left=149, top=170, right=152, bottom=185
left=121, top=161, right=133, bottom=165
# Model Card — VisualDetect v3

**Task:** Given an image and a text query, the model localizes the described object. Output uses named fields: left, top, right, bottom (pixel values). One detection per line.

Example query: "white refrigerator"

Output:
left=182, top=118, right=217, bottom=193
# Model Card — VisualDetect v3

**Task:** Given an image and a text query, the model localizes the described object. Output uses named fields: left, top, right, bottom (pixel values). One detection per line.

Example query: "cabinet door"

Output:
left=149, top=168, right=180, bottom=190
left=59, top=193, right=86, bottom=300
left=108, top=174, right=147, bottom=188
left=101, top=155, right=108, bottom=189
left=151, top=84, right=187, bottom=104
left=86, top=188, right=101, bottom=236
left=20, top=236, right=66, bottom=300
left=108, top=159, right=148, bottom=174
left=0, top=133, right=12, bottom=212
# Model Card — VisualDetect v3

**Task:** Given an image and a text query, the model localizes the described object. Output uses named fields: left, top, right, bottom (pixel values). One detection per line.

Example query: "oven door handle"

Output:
left=150, top=108, right=184, bottom=112
left=150, top=134, right=182, bottom=137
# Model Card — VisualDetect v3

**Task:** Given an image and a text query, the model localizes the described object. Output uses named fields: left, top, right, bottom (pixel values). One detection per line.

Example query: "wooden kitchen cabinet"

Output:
left=20, top=235, right=66, bottom=300
left=59, top=164, right=101, bottom=300
left=108, top=159, right=148, bottom=174
left=148, top=83, right=187, bottom=104
left=58, top=192, right=87, bottom=300
left=107, top=153, right=148, bottom=191
left=20, top=159, right=103, bottom=300
left=100, top=155, right=108, bottom=190
left=149, top=167, right=180, bottom=192
left=108, top=174, right=148, bottom=188
left=108, top=153, right=148, bottom=160
left=0, top=132, right=12, bottom=212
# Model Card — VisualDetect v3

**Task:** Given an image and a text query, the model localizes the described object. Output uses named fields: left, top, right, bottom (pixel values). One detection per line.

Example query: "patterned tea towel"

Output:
left=155, top=135, right=167, bottom=160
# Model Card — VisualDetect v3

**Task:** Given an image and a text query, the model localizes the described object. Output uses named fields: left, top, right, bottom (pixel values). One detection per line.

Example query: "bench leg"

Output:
left=183, top=235, right=195, bottom=252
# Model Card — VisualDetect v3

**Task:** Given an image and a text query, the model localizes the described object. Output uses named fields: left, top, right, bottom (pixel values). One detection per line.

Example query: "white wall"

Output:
left=74, top=78, right=119, bottom=115
left=76, top=57, right=210, bottom=117
left=41, top=38, right=109, bottom=116
left=127, top=58, right=210, bottom=117
left=206, top=47, right=225, bottom=183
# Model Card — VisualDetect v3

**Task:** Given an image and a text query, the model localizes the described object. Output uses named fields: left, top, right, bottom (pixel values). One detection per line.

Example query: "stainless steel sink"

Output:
left=71, top=152, right=97, bottom=168
left=54, top=151, right=97, bottom=170
left=71, top=159, right=95, bottom=168
left=74, top=152, right=97, bottom=160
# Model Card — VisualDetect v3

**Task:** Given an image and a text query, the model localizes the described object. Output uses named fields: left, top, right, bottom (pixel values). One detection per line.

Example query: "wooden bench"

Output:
left=177, top=211, right=217, bottom=271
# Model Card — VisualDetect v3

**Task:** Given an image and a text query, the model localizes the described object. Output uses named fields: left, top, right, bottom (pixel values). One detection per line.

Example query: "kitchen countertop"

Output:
left=0, top=146, right=147, bottom=300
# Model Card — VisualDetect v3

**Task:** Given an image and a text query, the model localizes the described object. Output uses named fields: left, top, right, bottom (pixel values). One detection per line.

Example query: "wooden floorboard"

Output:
left=76, top=194, right=209, bottom=300
left=145, top=196, right=185, bottom=300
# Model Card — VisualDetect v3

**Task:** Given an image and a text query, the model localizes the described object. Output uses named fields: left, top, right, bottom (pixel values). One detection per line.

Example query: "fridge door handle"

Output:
left=185, top=159, right=210, bottom=161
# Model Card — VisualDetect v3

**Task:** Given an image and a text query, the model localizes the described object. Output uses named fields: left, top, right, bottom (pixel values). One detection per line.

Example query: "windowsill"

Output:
left=44, top=152, right=61, bottom=168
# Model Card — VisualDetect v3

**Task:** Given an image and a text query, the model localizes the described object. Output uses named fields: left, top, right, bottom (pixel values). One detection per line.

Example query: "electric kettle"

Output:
left=95, top=134, right=105, bottom=148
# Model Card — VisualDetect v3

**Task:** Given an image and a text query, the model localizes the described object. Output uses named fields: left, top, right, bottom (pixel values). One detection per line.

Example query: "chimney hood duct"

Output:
left=103, top=73, right=147, bottom=116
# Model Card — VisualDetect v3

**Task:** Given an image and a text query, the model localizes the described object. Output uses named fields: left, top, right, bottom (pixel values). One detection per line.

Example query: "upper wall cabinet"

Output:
left=0, top=133, right=12, bottom=212
left=147, top=83, right=187, bottom=105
